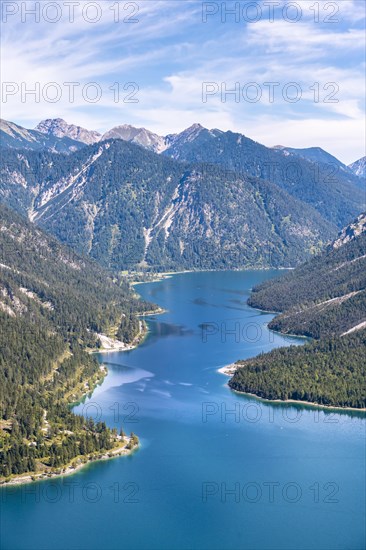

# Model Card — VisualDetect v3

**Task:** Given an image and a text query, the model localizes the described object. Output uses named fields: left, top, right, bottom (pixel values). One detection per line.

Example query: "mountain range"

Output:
left=0, top=139, right=336, bottom=271
left=0, top=117, right=364, bottom=272
left=2, top=117, right=364, bottom=176
left=0, top=119, right=86, bottom=153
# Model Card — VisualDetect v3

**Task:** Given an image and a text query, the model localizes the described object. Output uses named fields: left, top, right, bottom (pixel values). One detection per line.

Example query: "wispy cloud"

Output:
left=0, top=0, right=364, bottom=163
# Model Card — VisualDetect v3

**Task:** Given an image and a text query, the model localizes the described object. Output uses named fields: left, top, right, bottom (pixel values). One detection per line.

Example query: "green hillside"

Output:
left=0, top=203, right=152, bottom=480
left=229, top=214, right=366, bottom=409
left=229, top=330, right=366, bottom=409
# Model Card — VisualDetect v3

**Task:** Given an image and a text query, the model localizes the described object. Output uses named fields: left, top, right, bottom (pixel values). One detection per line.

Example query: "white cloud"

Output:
left=0, top=0, right=364, bottom=164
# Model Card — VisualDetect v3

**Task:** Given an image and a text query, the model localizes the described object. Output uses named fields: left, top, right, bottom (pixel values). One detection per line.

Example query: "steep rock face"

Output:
left=348, top=156, right=366, bottom=178
left=101, top=124, right=168, bottom=153
left=0, top=119, right=85, bottom=153
left=101, top=123, right=209, bottom=153
left=0, top=140, right=335, bottom=271
left=331, top=212, right=366, bottom=249
left=35, top=118, right=101, bottom=145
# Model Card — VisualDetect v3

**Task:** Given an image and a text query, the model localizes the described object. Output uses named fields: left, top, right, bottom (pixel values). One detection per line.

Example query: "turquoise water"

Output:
left=1, top=271, right=365, bottom=550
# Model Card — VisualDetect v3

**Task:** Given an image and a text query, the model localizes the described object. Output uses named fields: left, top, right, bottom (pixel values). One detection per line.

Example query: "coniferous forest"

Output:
left=229, top=330, right=366, bottom=408
left=0, top=203, right=151, bottom=479
left=230, top=214, right=366, bottom=408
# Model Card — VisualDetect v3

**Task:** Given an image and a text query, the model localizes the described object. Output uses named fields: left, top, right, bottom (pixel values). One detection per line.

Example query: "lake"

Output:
left=1, top=271, right=365, bottom=550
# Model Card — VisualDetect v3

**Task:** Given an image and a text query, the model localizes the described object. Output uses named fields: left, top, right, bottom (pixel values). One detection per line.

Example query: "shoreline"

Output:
left=218, top=294, right=364, bottom=413
left=131, top=267, right=294, bottom=285
left=131, top=270, right=195, bottom=285
left=217, top=365, right=366, bottom=412
left=89, top=320, right=147, bottom=354
left=0, top=438, right=139, bottom=487
left=1, top=313, right=153, bottom=487
left=90, top=305, right=166, bottom=354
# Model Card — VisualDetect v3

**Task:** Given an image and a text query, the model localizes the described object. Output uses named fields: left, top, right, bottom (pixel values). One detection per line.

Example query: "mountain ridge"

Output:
left=228, top=213, right=366, bottom=409
left=0, top=119, right=85, bottom=153
left=248, top=212, right=366, bottom=338
left=35, top=118, right=101, bottom=145
left=0, top=138, right=336, bottom=271
left=0, top=202, right=151, bottom=479
left=348, top=155, right=366, bottom=178
left=1, top=118, right=364, bottom=272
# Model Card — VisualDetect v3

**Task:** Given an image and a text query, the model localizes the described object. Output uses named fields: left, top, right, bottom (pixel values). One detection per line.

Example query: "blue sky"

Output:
left=1, top=0, right=365, bottom=163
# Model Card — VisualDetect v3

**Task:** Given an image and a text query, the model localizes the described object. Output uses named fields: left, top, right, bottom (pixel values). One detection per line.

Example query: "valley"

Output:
left=2, top=3, right=365, bottom=547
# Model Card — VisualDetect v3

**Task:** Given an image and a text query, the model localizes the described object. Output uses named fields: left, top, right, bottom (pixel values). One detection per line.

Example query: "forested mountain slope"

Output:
left=0, top=203, right=151, bottom=480
left=272, top=145, right=350, bottom=173
left=229, top=214, right=366, bottom=409
left=0, top=140, right=335, bottom=271
left=163, top=126, right=364, bottom=228
left=229, top=331, right=366, bottom=409
left=248, top=213, right=366, bottom=338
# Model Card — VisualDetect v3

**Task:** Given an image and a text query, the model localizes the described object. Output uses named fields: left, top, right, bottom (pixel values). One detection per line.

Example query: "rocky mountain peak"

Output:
left=179, top=123, right=205, bottom=139
left=35, top=118, right=101, bottom=145
left=101, top=124, right=168, bottom=153
left=348, top=156, right=366, bottom=178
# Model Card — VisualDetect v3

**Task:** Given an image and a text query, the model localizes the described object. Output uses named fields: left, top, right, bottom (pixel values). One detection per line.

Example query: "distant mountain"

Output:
left=348, top=156, right=366, bottom=178
left=2, top=118, right=363, bottom=227
left=0, top=119, right=86, bottom=153
left=165, top=123, right=209, bottom=149
left=272, top=145, right=350, bottom=172
left=0, top=139, right=335, bottom=271
left=229, top=213, right=366, bottom=409
left=100, top=123, right=210, bottom=153
left=35, top=118, right=101, bottom=145
left=274, top=146, right=366, bottom=191
left=101, top=124, right=168, bottom=153
left=162, top=125, right=364, bottom=228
